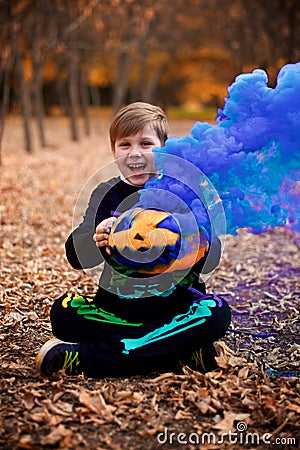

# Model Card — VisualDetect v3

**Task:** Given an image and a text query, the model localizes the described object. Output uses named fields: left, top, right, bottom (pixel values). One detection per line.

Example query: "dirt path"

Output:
left=0, top=116, right=299, bottom=449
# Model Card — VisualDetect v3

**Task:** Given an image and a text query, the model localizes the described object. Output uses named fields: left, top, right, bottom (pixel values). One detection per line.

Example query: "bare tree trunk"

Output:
left=80, top=70, right=90, bottom=136
left=89, top=84, right=101, bottom=132
left=130, top=45, right=147, bottom=102
left=13, top=25, right=33, bottom=153
left=142, top=66, right=163, bottom=103
left=56, top=77, right=69, bottom=116
left=90, top=85, right=101, bottom=108
left=32, top=47, right=47, bottom=148
left=68, top=48, right=80, bottom=141
left=112, top=50, right=131, bottom=112
left=0, top=68, right=11, bottom=166
left=286, top=0, right=298, bottom=61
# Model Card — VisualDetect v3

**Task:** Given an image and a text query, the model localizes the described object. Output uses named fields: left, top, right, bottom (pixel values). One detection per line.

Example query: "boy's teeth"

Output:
left=129, top=164, right=145, bottom=168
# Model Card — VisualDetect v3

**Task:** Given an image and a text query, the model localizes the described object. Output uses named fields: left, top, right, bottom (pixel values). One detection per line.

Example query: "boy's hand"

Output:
left=93, top=217, right=117, bottom=254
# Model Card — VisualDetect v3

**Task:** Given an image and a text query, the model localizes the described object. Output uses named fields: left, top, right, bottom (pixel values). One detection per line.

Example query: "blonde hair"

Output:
left=109, top=102, right=169, bottom=151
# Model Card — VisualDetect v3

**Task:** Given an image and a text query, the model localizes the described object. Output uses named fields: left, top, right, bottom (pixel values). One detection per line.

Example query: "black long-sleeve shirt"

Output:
left=65, top=176, right=221, bottom=292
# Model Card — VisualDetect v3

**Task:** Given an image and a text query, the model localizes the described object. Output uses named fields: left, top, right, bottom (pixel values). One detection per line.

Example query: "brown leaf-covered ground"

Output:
left=1, top=116, right=299, bottom=449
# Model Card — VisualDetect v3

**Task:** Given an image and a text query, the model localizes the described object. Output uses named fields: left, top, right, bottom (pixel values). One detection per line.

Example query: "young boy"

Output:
left=36, top=102, right=231, bottom=377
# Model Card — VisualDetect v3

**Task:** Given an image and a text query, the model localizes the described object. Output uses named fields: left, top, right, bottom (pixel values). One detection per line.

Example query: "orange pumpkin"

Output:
left=108, top=208, right=209, bottom=274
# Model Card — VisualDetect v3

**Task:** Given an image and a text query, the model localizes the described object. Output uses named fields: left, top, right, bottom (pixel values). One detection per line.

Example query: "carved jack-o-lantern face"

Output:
left=108, top=207, right=209, bottom=274
left=109, top=208, right=178, bottom=251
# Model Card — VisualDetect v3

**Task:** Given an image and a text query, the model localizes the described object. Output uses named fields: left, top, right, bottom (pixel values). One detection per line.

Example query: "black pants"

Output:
left=50, top=285, right=231, bottom=377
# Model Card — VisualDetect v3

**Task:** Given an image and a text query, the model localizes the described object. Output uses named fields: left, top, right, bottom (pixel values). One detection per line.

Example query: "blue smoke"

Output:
left=140, top=62, right=300, bottom=236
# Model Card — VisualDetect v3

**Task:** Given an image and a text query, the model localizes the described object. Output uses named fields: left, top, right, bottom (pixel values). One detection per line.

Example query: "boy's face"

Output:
left=113, top=124, right=161, bottom=186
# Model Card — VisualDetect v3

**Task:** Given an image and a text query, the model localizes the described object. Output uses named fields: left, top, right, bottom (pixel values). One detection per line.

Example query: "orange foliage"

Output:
left=88, top=64, right=113, bottom=86
left=23, top=54, right=33, bottom=82
left=43, top=59, right=58, bottom=82
left=167, top=46, right=236, bottom=107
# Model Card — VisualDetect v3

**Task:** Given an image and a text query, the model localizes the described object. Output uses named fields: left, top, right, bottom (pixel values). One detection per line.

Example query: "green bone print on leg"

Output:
left=121, top=299, right=217, bottom=354
left=63, top=295, right=142, bottom=326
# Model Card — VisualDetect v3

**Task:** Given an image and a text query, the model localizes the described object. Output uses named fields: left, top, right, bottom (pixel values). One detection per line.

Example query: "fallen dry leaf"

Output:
left=79, top=388, right=117, bottom=418
left=0, top=117, right=299, bottom=449
left=40, top=424, right=73, bottom=446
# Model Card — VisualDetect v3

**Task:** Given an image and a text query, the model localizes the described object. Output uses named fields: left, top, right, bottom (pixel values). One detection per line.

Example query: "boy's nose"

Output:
left=128, top=145, right=142, bottom=157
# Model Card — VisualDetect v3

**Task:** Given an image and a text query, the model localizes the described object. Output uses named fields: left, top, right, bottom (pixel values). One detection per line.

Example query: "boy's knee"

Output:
left=50, top=295, right=71, bottom=339
left=211, top=295, right=231, bottom=338
left=219, top=297, right=231, bottom=327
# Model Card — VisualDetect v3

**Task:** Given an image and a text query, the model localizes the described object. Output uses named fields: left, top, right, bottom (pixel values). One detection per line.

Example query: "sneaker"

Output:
left=181, top=343, right=218, bottom=373
left=35, top=338, right=82, bottom=376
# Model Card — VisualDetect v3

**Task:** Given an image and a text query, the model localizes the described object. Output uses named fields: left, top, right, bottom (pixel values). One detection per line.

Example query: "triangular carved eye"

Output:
left=134, top=233, right=144, bottom=241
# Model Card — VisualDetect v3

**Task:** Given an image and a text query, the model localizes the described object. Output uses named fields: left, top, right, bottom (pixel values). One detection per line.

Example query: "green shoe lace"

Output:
left=62, top=350, right=81, bottom=374
left=190, top=348, right=206, bottom=371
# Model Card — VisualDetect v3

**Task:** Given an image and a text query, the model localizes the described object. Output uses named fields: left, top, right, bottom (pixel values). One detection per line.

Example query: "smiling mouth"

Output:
left=127, top=163, right=146, bottom=172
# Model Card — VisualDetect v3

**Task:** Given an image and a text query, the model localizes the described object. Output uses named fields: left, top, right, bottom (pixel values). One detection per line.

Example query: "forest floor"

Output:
left=0, top=116, right=299, bottom=449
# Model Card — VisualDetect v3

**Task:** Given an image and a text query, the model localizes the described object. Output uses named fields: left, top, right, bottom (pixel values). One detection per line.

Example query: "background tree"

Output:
left=0, top=3, right=14, bottom=164
left=0, top=0, right=299, bottom=161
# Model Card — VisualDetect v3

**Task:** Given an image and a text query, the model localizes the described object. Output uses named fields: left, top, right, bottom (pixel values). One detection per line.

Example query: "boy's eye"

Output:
left=141, top=141, right=153, bottom=146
